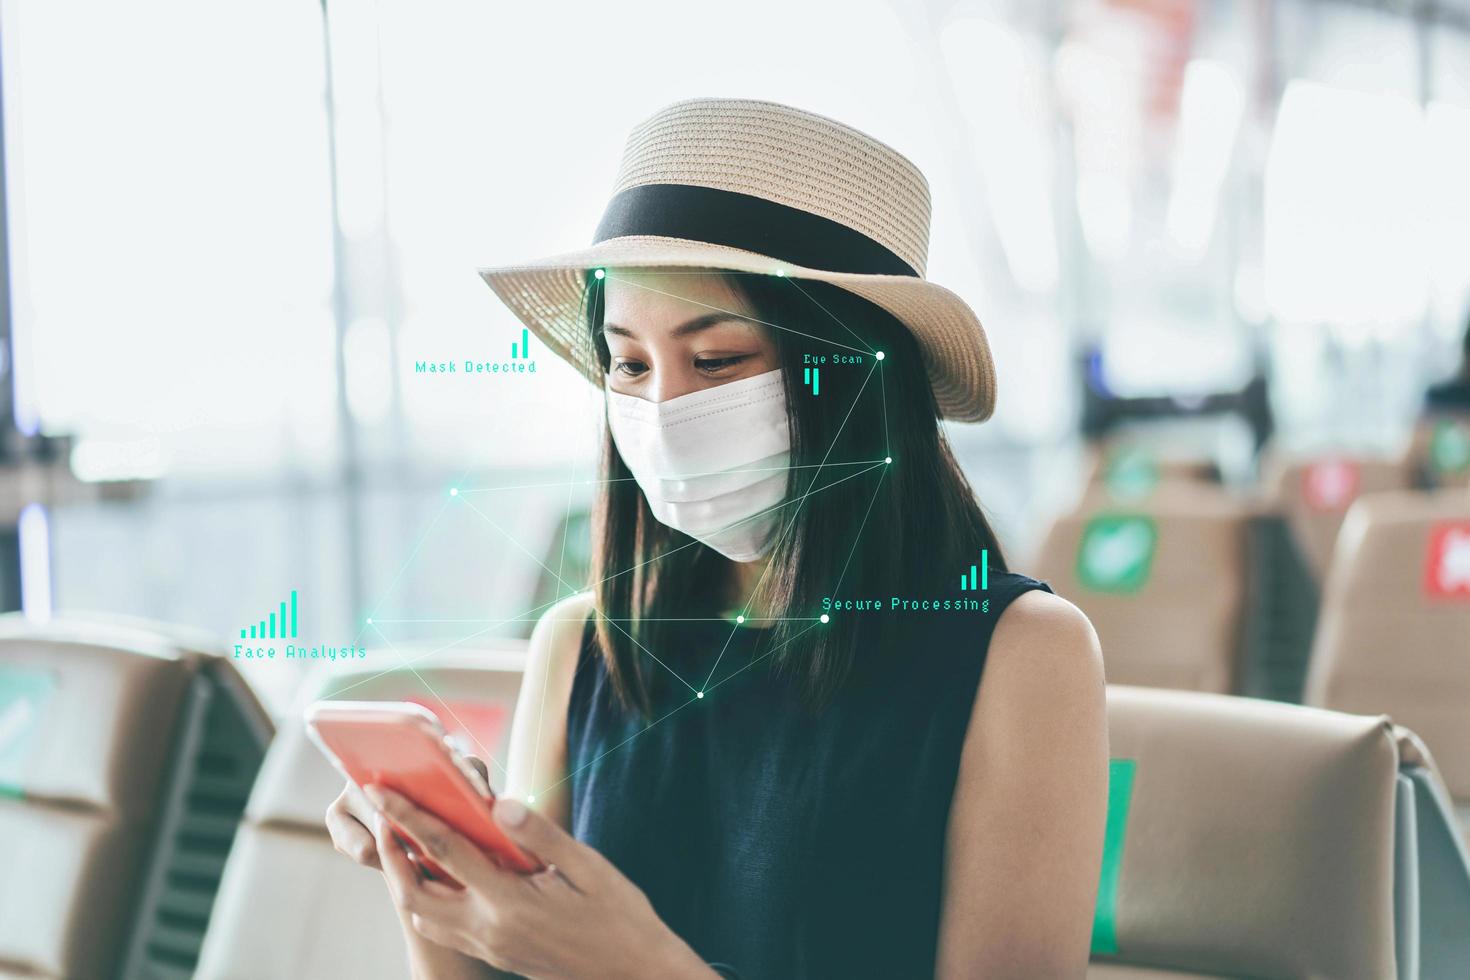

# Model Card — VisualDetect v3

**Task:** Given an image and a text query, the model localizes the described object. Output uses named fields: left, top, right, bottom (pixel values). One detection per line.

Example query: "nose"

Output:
left=643, top=363, right=702, bottom=404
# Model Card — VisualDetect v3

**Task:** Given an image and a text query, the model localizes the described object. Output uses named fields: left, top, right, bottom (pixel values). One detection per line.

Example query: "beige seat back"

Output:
left=1405, top=416, right=1470, bottom=491
left=1082, top=444, right=1222, bottom=504
left=1264, top=455, right=1412, bottom=582
left=1306, top=491, right=1470, bottom=804
left=0, top=622, right=196, bottom=978
left=195, top=645, right=526, bottom=980
left=1035, top=501, right=1247, bottom=693
left=0, top=615, right=273, bottom=980
left=1092, top=686, right=1401, bottom=978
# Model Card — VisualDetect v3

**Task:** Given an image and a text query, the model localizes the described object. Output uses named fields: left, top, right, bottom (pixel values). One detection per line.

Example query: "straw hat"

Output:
left=476, top=97, right=996, bottom=422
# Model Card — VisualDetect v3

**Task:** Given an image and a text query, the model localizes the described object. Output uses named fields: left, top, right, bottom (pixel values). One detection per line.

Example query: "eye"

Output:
left=612, top=358, right=648, bottom=378
left=695, top=354, right=753, bottom=374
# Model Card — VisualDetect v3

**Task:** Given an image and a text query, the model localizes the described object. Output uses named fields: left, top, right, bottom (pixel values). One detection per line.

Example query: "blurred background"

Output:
left=1, top=0, right=1468, bottom=715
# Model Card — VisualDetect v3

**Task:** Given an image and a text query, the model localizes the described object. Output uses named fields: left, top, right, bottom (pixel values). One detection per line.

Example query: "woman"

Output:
left=327, top=98, right=1108, bottom=979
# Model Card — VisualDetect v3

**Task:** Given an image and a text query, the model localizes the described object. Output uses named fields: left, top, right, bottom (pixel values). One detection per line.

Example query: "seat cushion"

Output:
left=193, top=823, right=407, bottom=980
left=0, top=799, right=149, bottom=977
left=1097, top=686, right=1399, bottom=979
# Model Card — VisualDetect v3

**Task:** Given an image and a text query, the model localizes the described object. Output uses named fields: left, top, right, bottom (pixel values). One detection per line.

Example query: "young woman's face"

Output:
left=601, top=270, right=779, bottom=402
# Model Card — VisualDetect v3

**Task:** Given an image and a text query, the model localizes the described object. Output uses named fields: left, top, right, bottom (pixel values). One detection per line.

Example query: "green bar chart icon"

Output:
left=960, top=550, right=988, bottom=590
left=511, top=328, right=530, bottom=359
left=803, top=366, right=820, bottom=396
left=241, top=590, right=299, bottom=640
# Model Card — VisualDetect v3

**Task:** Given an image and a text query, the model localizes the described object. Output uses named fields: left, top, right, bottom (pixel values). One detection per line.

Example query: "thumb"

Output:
left=493, top=797, right=587, bottom=875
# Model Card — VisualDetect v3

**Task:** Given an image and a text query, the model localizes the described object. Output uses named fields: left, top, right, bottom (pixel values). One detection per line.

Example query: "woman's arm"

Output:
left=935, top=590, right=1109, bottom=979
left=328, top=592, right=594, bottom=979
left=401, top=590, right=593, bottom=978
left=363, top=588, right=715, bottom=978
left=500, top=591, right=595, bottom=825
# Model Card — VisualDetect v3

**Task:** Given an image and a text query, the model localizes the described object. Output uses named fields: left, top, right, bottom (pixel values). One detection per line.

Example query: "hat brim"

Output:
left=476, top=234, right=996, bottom=423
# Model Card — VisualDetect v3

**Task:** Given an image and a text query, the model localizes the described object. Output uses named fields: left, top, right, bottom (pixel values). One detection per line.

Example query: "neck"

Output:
left=725, top=554, right=774, bottom=621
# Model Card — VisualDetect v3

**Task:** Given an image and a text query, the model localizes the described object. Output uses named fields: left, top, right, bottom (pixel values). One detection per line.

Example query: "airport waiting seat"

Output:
left=1262, top=454, right=1412, bottom=584
left=194, top=645, right=526, bottom=980
left=1405, top=415, right=1470, bottom=491
left=0, top=615, right=270, bottom=980
left=1081, top=444, right=1223, bottom=504
left=1237, top=455, right=1413, bottom=704
left=1090, top=686, right=1470, bottom=979
left=1238, top=500, right=1322, bottom=704
left=1305, top=490, right=1470, bottom=838
left=1034, top=500, right=1248, bottom=694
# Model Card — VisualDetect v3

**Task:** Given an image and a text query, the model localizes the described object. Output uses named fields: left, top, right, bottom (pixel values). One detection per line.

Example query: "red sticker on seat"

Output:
left=1424, top=522, right=1470, bottom=600
left=1302, top=460, right=1360, bottom=511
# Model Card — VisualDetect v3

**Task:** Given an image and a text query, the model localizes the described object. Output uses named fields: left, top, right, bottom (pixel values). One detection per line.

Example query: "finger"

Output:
left=374, top=813, right=471, bottom=927
left=492, top=798, right=591, bottom=878
left=343, top=781, right=378, bottom=823
left=374, top=809, right=422, bottom=906
left=366, top=784, right=496, bottom=885
left=327, top=807, right=381, bottom=869
left=529, top=861, right=584, bottom=896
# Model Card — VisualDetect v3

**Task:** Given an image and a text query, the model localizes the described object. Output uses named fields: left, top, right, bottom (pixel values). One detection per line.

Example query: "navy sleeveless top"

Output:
left=565, top=571, right=1052, bottom=980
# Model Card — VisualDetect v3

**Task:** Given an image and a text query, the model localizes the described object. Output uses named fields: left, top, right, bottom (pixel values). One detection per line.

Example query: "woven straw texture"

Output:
left=612, top=98, right=932, bottom=276
left=478, top=98, right=997, bottom=422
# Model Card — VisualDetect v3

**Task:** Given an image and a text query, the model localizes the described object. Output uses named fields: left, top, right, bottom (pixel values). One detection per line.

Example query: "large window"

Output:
left=2, top=0, right=337, bottom=480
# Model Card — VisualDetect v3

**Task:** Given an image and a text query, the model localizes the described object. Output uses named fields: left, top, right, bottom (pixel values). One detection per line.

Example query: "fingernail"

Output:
left=374, top=811, right=387, bottom=835
left=496, top=798, right=527, bottom=827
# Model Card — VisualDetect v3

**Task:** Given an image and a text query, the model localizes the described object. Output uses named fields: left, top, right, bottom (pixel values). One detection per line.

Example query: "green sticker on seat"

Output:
left=1077, top=516, right=1158, bottom=594
left=1430, top=420, right=1470, bottom=475
left=1091, top=758, right=1137, bottom=955
left=1104, top=450, right=1159, bottom=500
left=0, top=666, right=56, bottom=797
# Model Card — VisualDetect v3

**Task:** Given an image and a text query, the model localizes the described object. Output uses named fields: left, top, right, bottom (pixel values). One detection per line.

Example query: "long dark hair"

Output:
left=579, top=270, right=1008, bottom=715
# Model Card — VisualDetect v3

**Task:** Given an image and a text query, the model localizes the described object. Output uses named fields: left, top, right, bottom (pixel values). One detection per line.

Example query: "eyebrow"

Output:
left=602, top=312, right=754, bottom=339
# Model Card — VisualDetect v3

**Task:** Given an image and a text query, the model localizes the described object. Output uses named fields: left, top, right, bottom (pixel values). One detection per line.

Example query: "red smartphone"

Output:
left=305, top=700, right=542, bottom=881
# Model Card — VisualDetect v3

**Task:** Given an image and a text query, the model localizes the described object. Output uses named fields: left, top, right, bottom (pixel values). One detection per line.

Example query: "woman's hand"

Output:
left=325, top=758, right=494, bottom=873
left=326, top=779, right=382, bottom=870
left=364, top=785, right=715, bottom=980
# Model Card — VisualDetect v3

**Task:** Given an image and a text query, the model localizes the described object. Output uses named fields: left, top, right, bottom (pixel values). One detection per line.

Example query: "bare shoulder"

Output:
left=526, top=590, right=598, bottom=675
left=504, top=591, right=598, bottom=806
left=972, top=590, right=1105, bottom=733
left=989, top=589, right=1103, bottom=678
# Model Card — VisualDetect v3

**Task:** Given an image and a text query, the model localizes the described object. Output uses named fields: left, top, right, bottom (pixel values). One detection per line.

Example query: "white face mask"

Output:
left=606, top=368, right=791, bottom=563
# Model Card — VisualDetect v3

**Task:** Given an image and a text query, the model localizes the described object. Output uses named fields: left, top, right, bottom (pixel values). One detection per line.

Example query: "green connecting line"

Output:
left=352, top=276, right=896, bottom=804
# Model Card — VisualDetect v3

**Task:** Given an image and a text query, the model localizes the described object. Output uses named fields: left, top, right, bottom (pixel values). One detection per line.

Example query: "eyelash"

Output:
left=613, top=354, right=752, bottom=377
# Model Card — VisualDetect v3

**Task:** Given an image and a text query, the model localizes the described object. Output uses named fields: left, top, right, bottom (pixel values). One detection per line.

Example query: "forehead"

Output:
left=601, top=269, right=753, bottom=326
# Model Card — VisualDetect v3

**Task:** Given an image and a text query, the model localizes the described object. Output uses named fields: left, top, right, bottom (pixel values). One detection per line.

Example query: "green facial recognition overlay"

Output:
left=1430, top=420, right=1470, bottom=475
left=1077, top=515, right=1158, bottom=594
left=1104, top=450, right=1159, bottom=500
left=0, top=666, right=55, bottom=798
left=1091, top=758, right=1137, bottom=956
